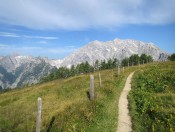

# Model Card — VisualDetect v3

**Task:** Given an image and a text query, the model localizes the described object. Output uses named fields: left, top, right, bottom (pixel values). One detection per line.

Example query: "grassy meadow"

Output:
left=0, top=65, right=136, bottom=131
left=129, top=61, right=175, bottom=132
left=1, top=61, right=174, bottom=132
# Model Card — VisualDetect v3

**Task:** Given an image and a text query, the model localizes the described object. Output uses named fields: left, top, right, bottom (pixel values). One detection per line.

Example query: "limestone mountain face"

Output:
left=0, top=38, right=169, bottom=90
left=0, top=55, right=56, bottom=90
left=60, top=39, right=169, bottom=67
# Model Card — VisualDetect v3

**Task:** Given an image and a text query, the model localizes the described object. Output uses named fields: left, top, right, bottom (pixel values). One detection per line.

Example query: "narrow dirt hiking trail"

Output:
left=117, top=72, right=135, bottom=132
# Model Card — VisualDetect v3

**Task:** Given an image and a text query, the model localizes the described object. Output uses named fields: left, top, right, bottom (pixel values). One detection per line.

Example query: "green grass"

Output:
left=128, top=61, right=175, bottom=132
left=0, top=66, right=136, bottom=131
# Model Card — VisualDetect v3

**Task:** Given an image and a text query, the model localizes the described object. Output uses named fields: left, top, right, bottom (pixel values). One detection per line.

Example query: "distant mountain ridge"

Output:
left=59, top=39, right=168, bottom=67
left=0, top=38, right=169, bottom=90
left=0, top=55, right=56, bottom=90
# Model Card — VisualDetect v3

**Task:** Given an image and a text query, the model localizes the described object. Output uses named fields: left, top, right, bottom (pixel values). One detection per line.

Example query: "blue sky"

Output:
left=0, top=0, right=175, bottom=59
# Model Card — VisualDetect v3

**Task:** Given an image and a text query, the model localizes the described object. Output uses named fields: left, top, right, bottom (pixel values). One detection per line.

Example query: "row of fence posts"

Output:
left=90, top=64, right=124, bottom=101
left=127, top=60, right=146, bottom=68
left=90, top=59, right=147, bottom=101
left=34, top=71, right=103, bottom=131
left=35, top=60, right=146, bottom=131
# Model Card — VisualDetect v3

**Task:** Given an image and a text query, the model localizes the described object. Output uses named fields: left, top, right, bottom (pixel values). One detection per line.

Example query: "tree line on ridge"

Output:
left=40, top=54, right=153, bottom=82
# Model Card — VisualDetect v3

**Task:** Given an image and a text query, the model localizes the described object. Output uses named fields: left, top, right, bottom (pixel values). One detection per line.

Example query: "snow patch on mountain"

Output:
left=43, top=58, right=62, bottom=68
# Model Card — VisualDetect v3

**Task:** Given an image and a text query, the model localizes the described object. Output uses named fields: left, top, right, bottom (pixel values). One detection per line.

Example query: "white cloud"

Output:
left=23, top=35, right=58, bottom=40
left=37, top=41, right=47, bottom=44
left=0, top=32, right=20, bottom=37
left=0, top=32, right=58, bottom=39
left=65, top=45, right=75, bottom=48
left=0, top=44, right=9, bottom=49
left=0, top=0, right=174, bottom=30
left=0, top=44, right=76, bottom=58
left=0, top=44, right=8, bottom=46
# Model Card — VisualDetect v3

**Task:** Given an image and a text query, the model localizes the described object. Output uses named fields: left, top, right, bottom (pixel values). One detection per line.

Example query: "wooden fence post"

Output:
left=99, top=72, right=102, bottom=87
left=118, top=66, right=120, bottom=77
left=128, top=62, right=129, bottom=68
left=90, top=75, right=94, bottom=100
left=112, top=69, right=114, bottom=81
left=122, top=67, right=124, bottom=74
left=143, top=60, right=144, bottom=64
left=36, top=97, right=42, bottom=132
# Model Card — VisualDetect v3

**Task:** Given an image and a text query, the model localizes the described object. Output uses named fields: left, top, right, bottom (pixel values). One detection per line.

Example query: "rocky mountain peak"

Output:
left=59, top=39, right=169, bottom=67
left=0, top=38, right=169, bottom=90
left=0, top=55, right=57, bottom=90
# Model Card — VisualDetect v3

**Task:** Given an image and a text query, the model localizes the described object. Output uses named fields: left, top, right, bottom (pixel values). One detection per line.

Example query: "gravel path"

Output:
left=117, top=72, right=135, bottom=132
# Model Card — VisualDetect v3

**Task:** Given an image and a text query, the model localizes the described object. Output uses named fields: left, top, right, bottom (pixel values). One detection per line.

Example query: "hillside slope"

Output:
left=128, top=61, right=175, bottom=131
left=0, top=62, right=174, bottom=131
left=0, top=64, right=136, bottom=131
